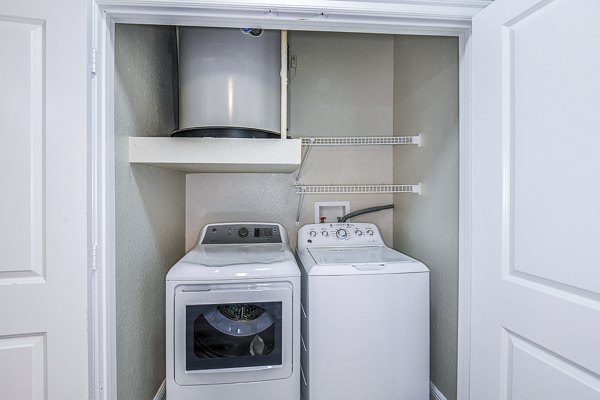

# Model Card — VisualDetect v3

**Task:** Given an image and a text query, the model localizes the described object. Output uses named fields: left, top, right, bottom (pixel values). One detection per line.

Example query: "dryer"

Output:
left=296, top=223, right=430, bottom=400
left=166, top=222, right=300, bottom=400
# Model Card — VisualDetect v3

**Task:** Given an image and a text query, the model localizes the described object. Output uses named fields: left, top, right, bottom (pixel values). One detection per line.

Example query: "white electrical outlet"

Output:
left=314, top=201, right=350, bottom=224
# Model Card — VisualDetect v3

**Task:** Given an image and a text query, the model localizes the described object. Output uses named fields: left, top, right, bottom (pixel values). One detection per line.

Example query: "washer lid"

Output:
left=308, top=246, right=413, bottom=265
left=167, top=243, right=300, bottom=281
left=304, top=246, right=429, bottom=276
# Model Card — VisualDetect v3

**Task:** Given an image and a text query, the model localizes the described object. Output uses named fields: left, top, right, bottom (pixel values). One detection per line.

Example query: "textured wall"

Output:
left=114, top=24, right=185, bottom=400
left=392, top=36, right=459, bottom=400
left=186, top=32, right=395, bottom=250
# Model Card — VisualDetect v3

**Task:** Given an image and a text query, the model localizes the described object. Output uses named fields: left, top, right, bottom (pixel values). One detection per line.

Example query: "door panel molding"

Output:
left=502, top=330, right=600, bottom=400
left=0, top=333, right=46, bottom=400
left=0, top=16, right=46, bottom=284
left=501, top=0, right=600, bottom=296
left=505, top=273, right=600, bottom=305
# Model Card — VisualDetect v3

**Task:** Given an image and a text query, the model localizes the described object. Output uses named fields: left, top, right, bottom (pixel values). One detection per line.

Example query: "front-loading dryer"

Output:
left=166, top=222, right=300, bottom=400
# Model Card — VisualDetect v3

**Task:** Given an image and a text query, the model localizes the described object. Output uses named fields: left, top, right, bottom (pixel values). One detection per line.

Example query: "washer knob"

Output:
left=309, top=231, right=317, bottom=237
left=322, top=231, right=329, bottom=237
left=336, top=229, right=348, bottom=239
left=366, top=229, right=374, bottom=236
left=355, top=230, right=363, bottom=236
left=239, top=227, right=249, bottom=237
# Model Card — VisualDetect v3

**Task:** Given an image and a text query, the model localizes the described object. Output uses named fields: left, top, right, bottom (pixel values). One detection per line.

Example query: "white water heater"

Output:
left=177, top=27, right=281, bottom=136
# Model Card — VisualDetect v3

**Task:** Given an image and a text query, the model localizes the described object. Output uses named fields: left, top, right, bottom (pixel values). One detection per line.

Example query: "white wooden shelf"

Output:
left=129, top=137, right=302, bottom=173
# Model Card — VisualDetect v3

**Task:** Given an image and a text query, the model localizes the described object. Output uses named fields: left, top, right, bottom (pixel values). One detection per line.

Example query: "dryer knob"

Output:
left=309, top=231, right=317, bottom=237
left=239, top=227, right=249, bottom=237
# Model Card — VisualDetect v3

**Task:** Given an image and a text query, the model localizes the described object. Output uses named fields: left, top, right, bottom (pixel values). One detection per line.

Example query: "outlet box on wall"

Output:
left=314, top=201, right=350, bottom=224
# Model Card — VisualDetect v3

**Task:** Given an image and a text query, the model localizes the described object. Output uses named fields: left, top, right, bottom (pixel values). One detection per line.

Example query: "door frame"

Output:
left=88, top=1, right=486, bottom=399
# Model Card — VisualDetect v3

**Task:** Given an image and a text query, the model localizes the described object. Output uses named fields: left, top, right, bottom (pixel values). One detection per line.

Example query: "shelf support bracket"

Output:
left=295, top=192, right=305, bottom=226
left=296, top=138, right=314, bottom=183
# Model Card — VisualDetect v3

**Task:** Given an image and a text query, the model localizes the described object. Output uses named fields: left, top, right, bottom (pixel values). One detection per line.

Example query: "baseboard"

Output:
left=430, top=381, right=448, bottom=400
left=156, top=378, right=442, bottom=400
left=152, top=379, right=166, bottom=400
left=157, top=377, right=442, bottom=400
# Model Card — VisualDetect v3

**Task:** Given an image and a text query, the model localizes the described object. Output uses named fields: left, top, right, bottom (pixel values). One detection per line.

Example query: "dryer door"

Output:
left=174, top=281, right=293, bottom=385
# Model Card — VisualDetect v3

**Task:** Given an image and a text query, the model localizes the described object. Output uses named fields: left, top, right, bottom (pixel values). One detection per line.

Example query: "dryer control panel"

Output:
left=298, top=223, right=384, bottom=250
left=200, top=223, right=285, bottom=245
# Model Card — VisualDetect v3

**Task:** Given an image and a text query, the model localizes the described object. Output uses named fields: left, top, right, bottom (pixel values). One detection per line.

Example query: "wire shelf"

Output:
left=300, top=135, right=421, bottom=146
left=294, top=184, right=421, bottom=195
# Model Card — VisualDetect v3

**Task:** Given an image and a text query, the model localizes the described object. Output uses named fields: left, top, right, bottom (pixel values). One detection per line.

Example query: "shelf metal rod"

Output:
left=295, top=192, right=305, bottom=226
left=295, top=138, right=314, bottom=182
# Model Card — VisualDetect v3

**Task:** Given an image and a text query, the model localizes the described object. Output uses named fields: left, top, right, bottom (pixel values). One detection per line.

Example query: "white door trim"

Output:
left=456, top=26, right=473, bottom=400
left=88, top=1, right=480, bottom=399
left=95, top=0, right=488, bottom=32
left=89, top=4, right=118, bottom=400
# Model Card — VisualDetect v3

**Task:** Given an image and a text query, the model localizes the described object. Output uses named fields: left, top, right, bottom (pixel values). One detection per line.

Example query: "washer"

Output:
left=297, top=223, right=430, bottom=400
left=166, top=222, right=300, bottom=400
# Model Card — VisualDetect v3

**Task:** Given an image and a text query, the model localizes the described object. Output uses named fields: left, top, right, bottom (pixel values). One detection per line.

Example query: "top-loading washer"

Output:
left=296, top=222, right=430, bottom=400
left=166, top=222, right=300, bottom=400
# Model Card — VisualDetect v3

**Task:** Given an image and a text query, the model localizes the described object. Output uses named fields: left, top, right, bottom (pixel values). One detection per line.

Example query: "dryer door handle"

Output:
left=351, top=263, right=386, bottom=271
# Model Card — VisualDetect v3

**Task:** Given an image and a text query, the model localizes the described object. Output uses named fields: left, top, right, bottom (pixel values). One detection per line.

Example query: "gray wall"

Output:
left=392, top=36, right=459, bottom=399
left=115, top=24, right=185, bottom=400
left=186, top=32, right=395, bottom=250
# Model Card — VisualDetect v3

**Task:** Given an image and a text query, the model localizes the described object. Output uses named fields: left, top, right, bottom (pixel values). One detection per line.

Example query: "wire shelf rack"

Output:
left=292, top=135, right=423, bottom=224
left=296, top=135, right=421, bottom=182
left=294, top=184, right=421, bottom=195
left=300, top=135, right=421, bottom=146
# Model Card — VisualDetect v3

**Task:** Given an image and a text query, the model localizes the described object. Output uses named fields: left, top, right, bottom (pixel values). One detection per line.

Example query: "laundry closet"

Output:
left=114, top=24, right=458, bottom=400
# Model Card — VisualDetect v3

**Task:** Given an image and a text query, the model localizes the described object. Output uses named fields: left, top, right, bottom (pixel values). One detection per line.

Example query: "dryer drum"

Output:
left=194, top=314, right=276, bottom=358
left=203, top=304, right=275, bottom=336
left=217, top=303, right=265, bottom=321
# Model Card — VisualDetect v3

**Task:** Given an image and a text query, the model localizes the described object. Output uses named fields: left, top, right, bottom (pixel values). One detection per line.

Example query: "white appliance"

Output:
left=177, top=27, right=281, bottom=135
left=296, top=223, right=430, bottom=400
left=166, top=222, right=300, bottom=400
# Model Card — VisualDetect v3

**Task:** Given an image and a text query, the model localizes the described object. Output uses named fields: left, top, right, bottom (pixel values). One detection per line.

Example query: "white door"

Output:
left=471, top=0, right=600, bottom=399
left=0, top=0, right=89, bottom=399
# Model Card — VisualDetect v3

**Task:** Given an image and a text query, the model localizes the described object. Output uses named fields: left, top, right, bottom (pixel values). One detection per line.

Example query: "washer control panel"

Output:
left=200, top=223, right=284, bottom=244
left=298, top=223, right=383, bottom=249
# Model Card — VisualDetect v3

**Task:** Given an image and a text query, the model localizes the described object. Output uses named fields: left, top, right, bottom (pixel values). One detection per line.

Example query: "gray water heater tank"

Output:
left=178, top=27, right=281, bottom=134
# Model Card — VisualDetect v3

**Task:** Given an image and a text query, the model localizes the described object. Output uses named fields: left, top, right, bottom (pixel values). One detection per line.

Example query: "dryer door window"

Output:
left=173, top=282, right=294, bottom=385
left=185, top=301, right=283, bottom=370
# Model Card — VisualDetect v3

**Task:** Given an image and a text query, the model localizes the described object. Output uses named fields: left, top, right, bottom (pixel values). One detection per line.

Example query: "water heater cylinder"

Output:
left=178, top=27, right=281, bottom=134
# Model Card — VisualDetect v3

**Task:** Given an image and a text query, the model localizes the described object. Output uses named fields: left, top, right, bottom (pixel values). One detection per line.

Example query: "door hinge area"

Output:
left=91, top=244, right=99, bottom=271
left=90, top=47, right=97, bottom=76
